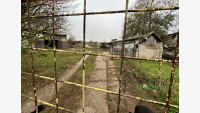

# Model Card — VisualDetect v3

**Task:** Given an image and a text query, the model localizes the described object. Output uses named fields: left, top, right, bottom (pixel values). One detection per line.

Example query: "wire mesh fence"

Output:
left=21, top=0, right=179, bottom=113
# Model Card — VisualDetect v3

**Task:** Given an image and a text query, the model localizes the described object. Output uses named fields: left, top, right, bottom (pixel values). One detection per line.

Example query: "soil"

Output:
left=77, top=52, right=109, bottom=113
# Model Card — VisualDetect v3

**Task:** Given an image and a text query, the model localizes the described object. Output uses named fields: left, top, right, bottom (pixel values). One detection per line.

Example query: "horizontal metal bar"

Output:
left=24, top=47, right=178, bottom=63
left=22, top=72, right=179, bottom=109
left=21, top=94, right=75, bottom=113
left=21, top=7, right=179, bottom=19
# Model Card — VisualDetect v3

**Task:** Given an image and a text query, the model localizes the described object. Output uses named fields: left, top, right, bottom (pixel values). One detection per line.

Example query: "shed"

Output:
left=160, top=32, right=178, bottom=60
left=108, top=31, right=163, bottom=59
left=34, top=34, right=68, bottom=49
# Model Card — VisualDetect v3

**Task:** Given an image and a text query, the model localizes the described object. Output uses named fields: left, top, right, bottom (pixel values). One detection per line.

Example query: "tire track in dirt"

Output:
left=21, top=55, right=89, bottom=113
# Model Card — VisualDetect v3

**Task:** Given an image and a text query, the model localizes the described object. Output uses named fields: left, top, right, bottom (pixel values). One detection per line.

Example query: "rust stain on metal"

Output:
left=164, top=32, right=179, bottom=113
left=117, top=0, right=129, bottom=112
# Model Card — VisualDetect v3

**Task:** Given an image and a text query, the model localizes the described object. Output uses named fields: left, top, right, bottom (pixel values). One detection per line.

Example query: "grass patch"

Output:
left=115, top=59, right=179, bottom=113
left=74, top=55, right=96, bottom=80
left=21, top=50, right=82, bottom=96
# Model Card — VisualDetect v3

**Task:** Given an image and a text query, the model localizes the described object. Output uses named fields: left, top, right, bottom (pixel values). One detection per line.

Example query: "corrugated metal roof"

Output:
left=107, top=31, right=162, bottom=44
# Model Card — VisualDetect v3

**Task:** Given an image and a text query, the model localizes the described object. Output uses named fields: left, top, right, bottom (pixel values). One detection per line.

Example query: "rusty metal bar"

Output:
left=164, top=32, right=179, bottom=113
left=22, top=1, right=180, bottom=113
left=24, top=47, right=179, bottom=63
left=117, top=0, right=129, bottom=112
left=27, top=0, right=38, bottom=113
left=158, top=61, right=162, bottom=90
left=22, top=7, right=179, bottom=19
left=82, top=0, right=86, bottom=112
left=51, top=0, right=59, bottom=113
left=21, top=94, right=76, bottom=113
left=22, top=72, right=179, bottom=109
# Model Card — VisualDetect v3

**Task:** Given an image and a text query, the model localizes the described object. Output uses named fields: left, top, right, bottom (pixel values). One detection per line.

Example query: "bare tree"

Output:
left=21, top=0, right=79, bottom=44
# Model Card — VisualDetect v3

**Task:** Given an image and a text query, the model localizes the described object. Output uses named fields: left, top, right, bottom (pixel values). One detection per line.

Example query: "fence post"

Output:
left=137, top=48, right=140, bottom=74
left=164, top=32, right=179, bottom=113
left=158, top=61, right=162, bottom=90
left=117, top=0, right=129, bottom=112
left=82, top=0, right=87, bottom=112
left=133, top=41, right=136, bottom=57
left=27, top=1, right=38, bottom=113
left=51, top=0, right=59, bottom=113
left=111, top=44, right=113, bottom=60
left=158, top=48, right=163, bottom=90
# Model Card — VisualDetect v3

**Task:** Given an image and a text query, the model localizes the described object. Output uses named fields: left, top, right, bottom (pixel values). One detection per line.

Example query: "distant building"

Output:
left=100, top=42, right=110, bottom=49
left=160, top=32, right=178, bottom=60
left=34, top=34, right=68, bottom=49
left=104, top=31, right=163, bottom=59
left=72, top=41, right=83, bottom=48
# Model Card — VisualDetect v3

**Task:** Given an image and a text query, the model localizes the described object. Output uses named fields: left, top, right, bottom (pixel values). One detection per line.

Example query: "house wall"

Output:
left=110, top=35, right=163, bottom=59
left=142, top=35, right=162, bottom=47
left=111, top=41, right=136, bottom=56
left=137, top=45, right=163, bottom=59
left=57, top=41, right=68, bottom=49
left=162, top=34, right=178, bottom=60
left=34, top=37, right=68, bottom=49
left=137, top=36, right=163, bottom=59
left=34, top=40, right=45, bottom=48
left=124, top=43, right=134, bottom=56
left=111, top=44, right=121, bottom=55
left=162, top=47, right=178, bottom=60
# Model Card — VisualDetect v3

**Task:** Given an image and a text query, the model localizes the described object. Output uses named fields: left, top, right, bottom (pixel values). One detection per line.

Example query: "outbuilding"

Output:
left=34, top=34, right=68, bottom=49
left=108, top=31, right=163, bottom=59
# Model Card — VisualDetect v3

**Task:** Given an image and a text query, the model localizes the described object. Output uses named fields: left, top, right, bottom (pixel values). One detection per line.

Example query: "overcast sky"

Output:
left=68, top=0, right=136, bottom=42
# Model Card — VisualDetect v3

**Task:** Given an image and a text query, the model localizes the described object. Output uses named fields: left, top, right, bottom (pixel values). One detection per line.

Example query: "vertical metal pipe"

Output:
left=158, top=47, right=163, bottom=90
left=27, top=0, right=38, bottom=113
left=82, top=0, right=86, bottom=112
left=164, top=32, right=179, bottom=113
left=158, top=61, right=162, bottom=90
left=52, top=0, right=59, bottom=113
left=117, top=0, right=129, bottom=112
left=137, top=45, right=140, bottom=74
left=137, top=59, right=140, bottom=73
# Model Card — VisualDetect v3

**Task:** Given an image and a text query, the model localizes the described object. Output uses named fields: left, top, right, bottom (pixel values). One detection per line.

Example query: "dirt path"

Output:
left=76, top=52, right=136, bottom=113
left=22, top=55, right=89, bottom=113
left=107, top=59, right=137, bottom=113
left=77, top=52, right=109, bottom=113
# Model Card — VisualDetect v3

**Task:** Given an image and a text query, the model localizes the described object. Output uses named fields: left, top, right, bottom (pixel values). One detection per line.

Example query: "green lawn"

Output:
left=21, top=49, right=83, bottom=95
